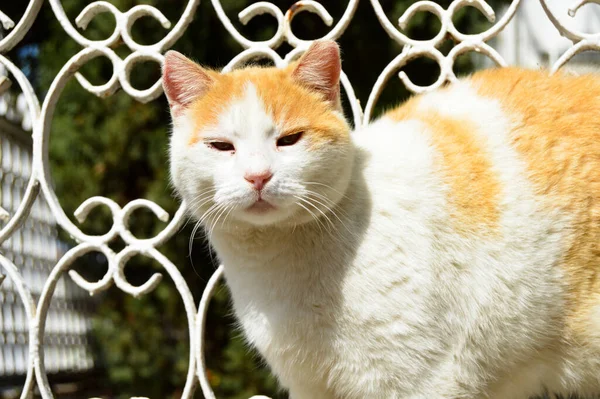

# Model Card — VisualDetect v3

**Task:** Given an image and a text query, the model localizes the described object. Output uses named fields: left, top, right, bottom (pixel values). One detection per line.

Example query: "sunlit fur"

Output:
left=164, top=41, right=600, bottom=398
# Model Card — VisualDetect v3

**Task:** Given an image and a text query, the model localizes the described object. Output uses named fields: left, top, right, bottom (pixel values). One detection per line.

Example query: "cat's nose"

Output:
left=244, top=171, right=273, bottom=191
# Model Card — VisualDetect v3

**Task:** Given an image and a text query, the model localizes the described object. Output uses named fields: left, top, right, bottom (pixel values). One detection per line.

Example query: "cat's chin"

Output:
left=227, top=203, right=294, bottom=228
left=246, top=199, right=276, bottom=214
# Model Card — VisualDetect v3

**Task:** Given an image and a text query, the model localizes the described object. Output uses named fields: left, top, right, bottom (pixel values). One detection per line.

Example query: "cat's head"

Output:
left=163, top=40, right=353, bottom=228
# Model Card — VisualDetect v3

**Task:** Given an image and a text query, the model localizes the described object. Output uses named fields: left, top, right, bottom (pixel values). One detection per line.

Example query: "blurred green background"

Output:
left=1, top=1, right=508, bottom=397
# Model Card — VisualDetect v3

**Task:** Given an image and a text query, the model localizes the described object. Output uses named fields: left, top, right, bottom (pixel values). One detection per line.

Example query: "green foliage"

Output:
left=4, top=0, right=511, bottom=397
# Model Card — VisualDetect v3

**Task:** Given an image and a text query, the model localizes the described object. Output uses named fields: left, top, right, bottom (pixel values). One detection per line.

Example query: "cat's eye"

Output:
left=277, top=132, right=303, bottom=147
left=209, top=141, right=235, bottom=152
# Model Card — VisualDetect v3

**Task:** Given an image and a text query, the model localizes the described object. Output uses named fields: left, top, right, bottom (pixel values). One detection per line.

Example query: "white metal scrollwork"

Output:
left=0, top=0, right=597, bottom=398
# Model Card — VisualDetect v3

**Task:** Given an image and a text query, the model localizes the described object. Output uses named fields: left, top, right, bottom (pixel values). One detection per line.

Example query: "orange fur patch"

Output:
left=387, top=98, right=500, bottom=234
left=187, top=65, right=349, bottom=149
left=472, top=67, right=600, bottom=340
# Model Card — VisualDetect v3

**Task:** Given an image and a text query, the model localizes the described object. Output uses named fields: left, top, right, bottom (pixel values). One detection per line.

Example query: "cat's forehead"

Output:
left=190, top=67, right=295, bottom=119
left=185, top=65, right=349, bottom=147
left=216, top=83, right=279, bottom=140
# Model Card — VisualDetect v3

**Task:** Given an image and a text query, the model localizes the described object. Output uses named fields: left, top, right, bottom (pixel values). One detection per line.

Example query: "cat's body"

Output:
left=164, top=42, right=600, bottom=398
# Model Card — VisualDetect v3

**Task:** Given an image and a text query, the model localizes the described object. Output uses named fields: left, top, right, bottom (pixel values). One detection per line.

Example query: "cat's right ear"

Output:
left=291, top=40, right=342, bottom=110
left=162, top=51, right=214, bottom=116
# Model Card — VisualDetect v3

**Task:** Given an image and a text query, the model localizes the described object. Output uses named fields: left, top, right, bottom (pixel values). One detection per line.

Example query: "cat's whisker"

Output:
left=302, top=193, right=335, bottom=226
left=191, top=194, right=219, bottom=211
left=294, top=198, right=325, bottom=235
left=187, top=192, right=225, bottom=270
left=210, top=202, right=232, bottom=233
left=295, top=195, right=333, bottom=233
left=179, top=213, right=195, bottom=233
left=188, top=220, right=202, bottom=257
left=202, top=203, right=225, bottom=230
left=186, top=220, right=206, bottom=278
left=304, top=192, right=352, bottom=232
left=303, top=190, right=344, bottom=212
left=197, top=203, right=220, bottom=228
left=221, top=204, right=236, bottom=229
left=303, top=189, right=354, bottom=222
left=209, top=202, right=232, bottom=235
left=303, top=190, right=357, bottom=238
left=188, top=189, right=219, bottom=209
left=189, top=187, right=218, bottom=201
left=208, top=202, right=227, bottom=226
left=301, top=187, right=355, bottom=235
left=304, top=181, right=351, bottom=201
left=298, top=195, right=357, bottom=248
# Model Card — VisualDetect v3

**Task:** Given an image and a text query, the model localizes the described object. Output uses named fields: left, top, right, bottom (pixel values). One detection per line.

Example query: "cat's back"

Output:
left=371, top=66, right=600, bottom=346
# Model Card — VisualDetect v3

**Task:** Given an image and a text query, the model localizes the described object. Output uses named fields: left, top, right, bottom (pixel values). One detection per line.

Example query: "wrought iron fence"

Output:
left=0, top=0, right=597, bottom=398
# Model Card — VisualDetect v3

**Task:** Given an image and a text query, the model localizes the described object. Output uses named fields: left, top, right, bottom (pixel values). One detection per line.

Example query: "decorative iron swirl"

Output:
left=539, top=0, right=600, bottom=72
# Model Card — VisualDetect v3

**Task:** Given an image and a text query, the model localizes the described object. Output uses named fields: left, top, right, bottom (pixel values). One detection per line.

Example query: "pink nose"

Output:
left=244, top=171, right=273, bottom=191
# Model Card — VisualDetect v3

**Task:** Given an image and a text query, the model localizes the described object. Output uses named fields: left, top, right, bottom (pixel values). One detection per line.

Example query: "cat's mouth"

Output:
left=246, top=199, right=276, bottom=214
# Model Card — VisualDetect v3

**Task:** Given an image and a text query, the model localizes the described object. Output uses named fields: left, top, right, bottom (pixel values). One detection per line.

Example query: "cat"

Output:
left=163, top=40, right=600, bottom=398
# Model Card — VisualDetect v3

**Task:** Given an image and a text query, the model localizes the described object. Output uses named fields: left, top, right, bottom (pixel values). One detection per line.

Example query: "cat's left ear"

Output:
left=291, top=40, right=342, bottom=110
left=162, top=51, right=214, bottom=116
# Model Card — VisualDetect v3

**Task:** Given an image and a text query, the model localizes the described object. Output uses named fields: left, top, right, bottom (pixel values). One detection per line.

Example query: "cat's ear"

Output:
left=291, top=40, right=342, bottom=110
left=162, top=51, right=214, bottom=115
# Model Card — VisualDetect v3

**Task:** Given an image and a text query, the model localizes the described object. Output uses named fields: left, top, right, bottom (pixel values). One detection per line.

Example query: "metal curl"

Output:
left=0, top=0, right=44, bottom=52
left=398, top=49, right=450, bottom=94
left=118, top=199, right=171, bottom=246
left=446, top=0, right=496, bottom=24
left=223, top=47, right=285, bottom=72
left=569, top=0, right=600, bottom=17
left=447, top=40, right=507, bottom=68
left=0, top=11, right=14, bottom=30
left=73, top=48, right=121, bottom=98
left=447, top=0, right=521, bottom=42
left=284, top=1, right=334, bottom=48
left=540, top=0, right=600, bottom=42
left=370, top=0, right=448, bottom=47
left=74, top=1, right=120, bottom=32
left=155, top=0, right=201, bottom=53
left=118, top=52, right=165, bottom=103
left=113, top=247, right=163, bottom=297
left=363, top=46, right=448, bottom=123
left=120, top=5, right=172, bottom=52
left=551, top=40, right=600, bottom=73
left=212, top=0, right=285, bottom=50
left=73, top=196, right=122, bottom=243
left=67, top=248, right=115, bottom=296
left=398, top=1, right=446, bottom=35
left=49, top=0, right=121, bottom=48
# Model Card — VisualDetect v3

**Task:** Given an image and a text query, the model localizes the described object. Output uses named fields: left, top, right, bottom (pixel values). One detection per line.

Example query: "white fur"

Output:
left=170, top=79, right=599, bottom=398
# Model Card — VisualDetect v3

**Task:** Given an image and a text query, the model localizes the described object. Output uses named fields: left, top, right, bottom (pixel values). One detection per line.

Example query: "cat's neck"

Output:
left=213, top=192, right=362, bottom=275
left=210, top=192, right=355, bottom=264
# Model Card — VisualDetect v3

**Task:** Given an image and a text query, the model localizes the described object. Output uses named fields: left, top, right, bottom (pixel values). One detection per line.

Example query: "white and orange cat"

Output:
left=163, top=40, right=600, bottom=398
